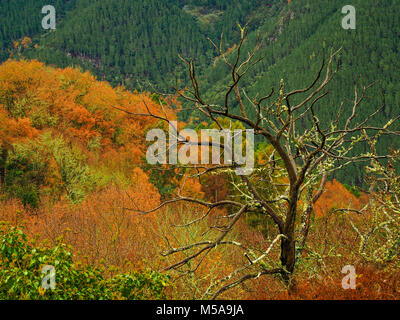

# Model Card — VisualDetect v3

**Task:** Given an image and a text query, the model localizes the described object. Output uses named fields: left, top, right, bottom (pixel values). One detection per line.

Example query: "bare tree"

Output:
left=118, top=30, right=400, bottom=299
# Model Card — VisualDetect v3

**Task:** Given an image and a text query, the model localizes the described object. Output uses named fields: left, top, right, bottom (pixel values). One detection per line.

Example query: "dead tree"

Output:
left=119, top=30, right=400, bottom=299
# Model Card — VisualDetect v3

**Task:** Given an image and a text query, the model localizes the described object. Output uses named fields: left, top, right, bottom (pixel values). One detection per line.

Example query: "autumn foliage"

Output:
left=0, top=59, right=180, bottom=205
left=0, top=60, right=399, bottom=300
left=314, top=179, right=364, bottom=218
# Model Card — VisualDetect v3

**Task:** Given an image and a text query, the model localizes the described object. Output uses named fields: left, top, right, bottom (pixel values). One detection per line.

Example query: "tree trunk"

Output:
left=280, top=195, right=298, bottom=290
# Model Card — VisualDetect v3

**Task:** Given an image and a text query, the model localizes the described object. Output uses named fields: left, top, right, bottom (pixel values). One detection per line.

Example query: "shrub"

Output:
left=0, top=224, right=169, bottom=300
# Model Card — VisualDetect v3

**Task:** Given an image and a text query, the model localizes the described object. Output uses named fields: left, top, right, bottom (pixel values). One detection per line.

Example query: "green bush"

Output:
left=4, top=140, right=48, bottom=208
left=4, top=133, right=98, bottom=206
left=0, top=224, right=169, bottom=300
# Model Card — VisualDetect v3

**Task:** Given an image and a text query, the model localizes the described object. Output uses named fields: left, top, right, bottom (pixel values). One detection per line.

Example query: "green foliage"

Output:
left=46, top=134, right=97, bottom=203
left=0, top=0, right=77, bottom=61
left=343, top=184, right=361, bottom=198
left=185, top=0, right=400, bottom=186
left=4, top=133, right=97, bottom=206
left=141, top=121, right=179, bottom=198
left=4, top=139, right=48, bottom=208
left=384, top=233, right=400, bottom=263
left=245, top=212, right=274, bottom=239
left=151, top=93, right=167, bottom=106
left=0, top=224, right=170, bottom=300
left=30, top=105, right=59, bottom=130
left=109, top=271, right=169, bottom=300
left=14, top=185, right=40, bottom=209
left=146, top=164, right=179, bottom=198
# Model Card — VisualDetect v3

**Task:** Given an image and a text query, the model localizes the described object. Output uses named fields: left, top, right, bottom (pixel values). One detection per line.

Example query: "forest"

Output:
left=2, top=0, right=399, bottom=185
left=0, top=0, right=399, bottom=301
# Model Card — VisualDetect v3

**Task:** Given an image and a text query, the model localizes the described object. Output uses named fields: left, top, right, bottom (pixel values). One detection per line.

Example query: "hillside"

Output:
left=1, top=61, right=400, bottom=302
left=0, top=18, right=400, bottom=302
left=0, top=59, right=175, bottom=207
left=2, top=0, right=399, bottom=185
left=3, top=0, right=275, bottom=90
left=186, top=0, right=400, bottom=185
left=0, top=0, right=77, bottom=60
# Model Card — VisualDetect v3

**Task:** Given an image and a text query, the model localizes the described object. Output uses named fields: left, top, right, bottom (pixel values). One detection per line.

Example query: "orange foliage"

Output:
left=0, top=59, right=176, bottom=158
left=314, top=179, right=362, bottom=218
left=130, top=167, right=161, bottom=211
left=0, top=60, right=190, bottom=198
left=244, top=264, right=400, bottom=300
left=0, top=184, right=160, bottom=269
left=179, top=176, right=205, bottom=199
left=20, top=37, right=32, bottom=48
left=0, top=114, right=38, bottom=147
left=275, top=265, right=400, bottom=300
